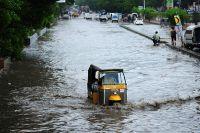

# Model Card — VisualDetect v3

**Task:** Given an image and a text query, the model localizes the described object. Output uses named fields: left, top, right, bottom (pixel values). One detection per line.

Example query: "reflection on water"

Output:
left=0, top=19, right=200, bottom=132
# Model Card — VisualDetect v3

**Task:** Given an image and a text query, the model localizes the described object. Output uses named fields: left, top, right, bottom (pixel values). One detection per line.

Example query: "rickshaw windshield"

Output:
left=99, top=71, right=126, bottom=85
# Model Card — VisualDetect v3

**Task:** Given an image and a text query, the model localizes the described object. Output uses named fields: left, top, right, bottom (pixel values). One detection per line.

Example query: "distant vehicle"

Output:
left=187, top=9, right=194, bottom=14
left=99, top=15, right=108, bottom=22
left=62, top=14, right=70, bottom=19
left=134, top=18, right=143, bottom=25
left=87, top=64, right=127, bottom=105
left=85, top=13, right=92, bottom=20
left=111, top=14, right=119, bottom=23
left=72, top=12, right=79, bottom=17
left=131, top=13, right=139, bottom=21
left=106, top=13, right=111, bottom=20
left=94, top=13, right=100, bottom=20
left=131, top=13, right=138, bottom=18
left=183, top=25, right=200, bottom=50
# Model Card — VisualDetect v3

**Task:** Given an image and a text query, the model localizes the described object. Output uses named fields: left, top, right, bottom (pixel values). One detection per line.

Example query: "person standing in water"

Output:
left=170, top=27, right=177, bottom=45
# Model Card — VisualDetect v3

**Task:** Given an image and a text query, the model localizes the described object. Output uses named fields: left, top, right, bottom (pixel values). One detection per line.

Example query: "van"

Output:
left=183, top=25, right=200, bottom=50
left=111, top=13, right=119, bottom=23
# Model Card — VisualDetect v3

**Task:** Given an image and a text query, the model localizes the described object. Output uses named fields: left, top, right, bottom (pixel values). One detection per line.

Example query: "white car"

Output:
left=94, top=14, right=100, bottom=20
left=111, top=14, right=119, bottom=23
left=85, top=13, right=92, bottom=20
left=134, top=18, right=143, bottom=25
left=99, top=15, right=108, bottom=22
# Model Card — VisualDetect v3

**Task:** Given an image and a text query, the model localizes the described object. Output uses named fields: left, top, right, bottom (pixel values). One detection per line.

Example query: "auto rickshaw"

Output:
left=87, top=64, right=127, bottom=105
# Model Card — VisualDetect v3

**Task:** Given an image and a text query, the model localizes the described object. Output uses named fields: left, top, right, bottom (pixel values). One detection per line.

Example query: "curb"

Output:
left=120, top=24, right=167, bottom=43
left=120, top=25, right=152, bottom=40
left=120, top=24, right=200, bottom=59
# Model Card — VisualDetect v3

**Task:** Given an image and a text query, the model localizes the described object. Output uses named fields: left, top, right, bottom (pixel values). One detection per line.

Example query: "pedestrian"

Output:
left=160, top=18, right=164, bottom=28
left=152, top=31, right=160, bottom=46
left=170, top=27, right=176, bottom=45
left=128, top=15, right=131, bottom=23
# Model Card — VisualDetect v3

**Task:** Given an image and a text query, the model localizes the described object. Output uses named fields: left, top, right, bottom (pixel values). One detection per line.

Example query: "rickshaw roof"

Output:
left=88, top=65, right=124, bottom=84
left=99, top=69, right=123, bottom=73
left=88, top=65, right=123, bottom=72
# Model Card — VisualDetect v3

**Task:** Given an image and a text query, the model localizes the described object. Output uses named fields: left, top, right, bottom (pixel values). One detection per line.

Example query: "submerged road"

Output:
left=0, top=19, right=200, bottom=132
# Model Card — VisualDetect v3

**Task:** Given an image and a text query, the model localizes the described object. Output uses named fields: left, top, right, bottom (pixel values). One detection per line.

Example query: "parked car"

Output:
left=99, top=15, right=108, bottom=22
left=94, top=13, right=100, bottom=20
left=106, top=13, right=111, bottom=20
left=134, top=18, right=143, bottom=25
left=85, top=13, right=92, bottom=20
left=183, top=25, right=200, bottom=50
left=62, top=14, right=70, bottom=19
left=111, top=14, right=119, bottom=23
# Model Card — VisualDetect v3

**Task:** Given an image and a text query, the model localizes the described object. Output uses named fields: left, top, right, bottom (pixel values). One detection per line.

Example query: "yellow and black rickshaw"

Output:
left=87, top=64, right=127, bottom=105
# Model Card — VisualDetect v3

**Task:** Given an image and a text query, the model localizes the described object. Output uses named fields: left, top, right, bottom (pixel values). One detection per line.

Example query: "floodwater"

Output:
left=0, top=19, right=200, bottom=132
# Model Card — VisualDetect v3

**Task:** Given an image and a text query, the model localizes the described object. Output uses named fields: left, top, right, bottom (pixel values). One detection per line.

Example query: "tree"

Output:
left=0, top=0, right=73, bottom=59
left=132, top=6, right=141, bottom=14
left=142, top=7, right=158, bottom=22
left=165, top=7, right=190, bottom=26
left=0, top=0, right=25, bottom=59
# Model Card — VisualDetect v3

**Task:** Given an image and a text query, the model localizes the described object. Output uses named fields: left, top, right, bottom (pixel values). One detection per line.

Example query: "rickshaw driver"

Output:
left=91, top=79, right=98, bottom=91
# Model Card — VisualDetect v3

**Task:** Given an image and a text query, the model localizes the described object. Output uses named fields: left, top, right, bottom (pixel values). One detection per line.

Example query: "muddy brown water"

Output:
left=0, top=19, right=200, bottom=132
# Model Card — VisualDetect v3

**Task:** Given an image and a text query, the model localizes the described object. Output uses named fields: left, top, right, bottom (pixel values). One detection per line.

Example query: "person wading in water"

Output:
left=171, top=27, right=177, bottom=45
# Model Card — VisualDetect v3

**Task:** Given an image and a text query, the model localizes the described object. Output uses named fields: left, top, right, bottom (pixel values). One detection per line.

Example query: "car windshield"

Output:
left=99, top=71, right=126, bottom=85
left=186, top=30, right=192, bottom=34
left=112, top=15, right=118, bottom=18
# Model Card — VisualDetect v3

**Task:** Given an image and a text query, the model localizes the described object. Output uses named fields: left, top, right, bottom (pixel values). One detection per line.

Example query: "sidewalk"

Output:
left=120, top=23, right=200, bottom=59
left=122, top=23, right=182, bottom=45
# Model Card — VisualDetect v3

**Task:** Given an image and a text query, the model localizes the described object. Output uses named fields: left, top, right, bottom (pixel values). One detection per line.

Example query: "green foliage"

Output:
left=141, top=7, right=158, bottom=21
left=0, top=0, right=73, bottom=59
left=164, top=8, right=189, bottom=26
left=132, top=6, right=141, bottom=14
left=0, top=0, right=24, bottom=59
left=76, top=0, right=140, bottom=13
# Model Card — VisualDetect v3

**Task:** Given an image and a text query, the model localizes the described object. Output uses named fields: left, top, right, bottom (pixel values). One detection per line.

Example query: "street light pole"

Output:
left=143, top=0, right=146, bottom=20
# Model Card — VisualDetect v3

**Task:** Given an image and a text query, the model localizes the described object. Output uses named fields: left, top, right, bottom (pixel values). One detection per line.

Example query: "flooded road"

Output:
left=0, top=19, right=200, bottom=132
